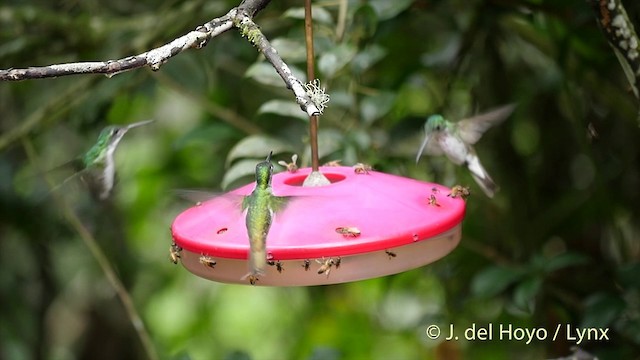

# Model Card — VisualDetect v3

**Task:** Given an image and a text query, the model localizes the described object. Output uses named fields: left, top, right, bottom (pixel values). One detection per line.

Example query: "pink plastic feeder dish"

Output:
left=171, top=166, right=466, bottom=286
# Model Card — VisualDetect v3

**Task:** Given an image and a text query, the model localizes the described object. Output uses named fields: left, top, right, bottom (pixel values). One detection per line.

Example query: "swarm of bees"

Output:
left=199, top=255, right=217, bottom=269
left=278, top=154, right=299, bottom=173
left=335, top=226, right=361, bottom=238
left=267, top=259, right=284, bottom=273
left=353, top=163, right=372, bottom=174
left=169, top=242, right=182, bottom=264
left=316, top=257, right=341, bottom=278
left=448, top=185, right=471, bottom=200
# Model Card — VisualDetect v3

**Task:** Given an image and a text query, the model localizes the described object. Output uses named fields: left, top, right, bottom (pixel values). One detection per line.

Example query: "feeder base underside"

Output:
left=178, top=225, right=462, bottom=286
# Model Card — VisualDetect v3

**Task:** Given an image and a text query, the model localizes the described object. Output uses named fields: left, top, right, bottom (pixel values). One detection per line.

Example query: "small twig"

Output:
left=336, top=0, right=348, bottom=42
left=22, top=140, right=159, bottom=360
left=588, top=0, right=640, bottom=101
left=305, top=0, right=320, bottom=171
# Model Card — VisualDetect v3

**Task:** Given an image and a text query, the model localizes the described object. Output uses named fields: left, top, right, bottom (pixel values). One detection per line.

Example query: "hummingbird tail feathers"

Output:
left=244, top=243, right=267, bottom=280
left=466, top=156, right=498, bottom=198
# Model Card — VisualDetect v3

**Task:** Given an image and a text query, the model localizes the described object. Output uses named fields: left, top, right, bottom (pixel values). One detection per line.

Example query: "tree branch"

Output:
left=234, top=14, right=323, bottom=116
left=589, top=0, right=640, bottom=101
left=0, top=0, right=327, bottom=117
left=0, top=11, right=235, bottom=81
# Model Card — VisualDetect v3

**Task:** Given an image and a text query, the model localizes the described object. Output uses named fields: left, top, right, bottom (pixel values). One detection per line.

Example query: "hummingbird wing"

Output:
left=242, top=195, right=251, bottom=211
left=269, top=195, right=291, bottom=214
left=174, top=189, right=246, bottom=214
left=175, top=189, right=222, bottom=203
left=457, top=104, right=516, bottom=144
left=31, top=158, right=87, bottom=198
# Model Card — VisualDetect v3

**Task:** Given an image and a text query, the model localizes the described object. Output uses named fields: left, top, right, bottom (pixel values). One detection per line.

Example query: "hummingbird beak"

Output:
left=124, top=119, right=154, bottom=130
left=415, top=134, right=431, bottom=164
left=266, top=151, right=273, bottom=163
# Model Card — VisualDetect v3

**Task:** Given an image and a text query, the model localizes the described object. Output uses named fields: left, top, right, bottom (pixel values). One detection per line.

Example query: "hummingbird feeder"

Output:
left=171, top=166, right=466, bottom=286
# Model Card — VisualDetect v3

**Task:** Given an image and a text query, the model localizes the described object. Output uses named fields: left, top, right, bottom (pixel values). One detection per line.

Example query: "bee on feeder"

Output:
left=385, top=250, right=397, bottom=259
left=199, top=255, right=217, bottom=269
left=277, top=154, right=299, bottom=173
left=353, top=163, right=372, bottom=174
left=335, top=226, right=361, bottom=237
left=448, top=185, right=471, bottom=200
left=169, top=243, right=182, bottom=264
left=316, top=257, right=341, bottom=277
left=302, top=259, right=311, bottom=271
left=267, top=259, right=284, bottom=273
left=428, top=194, right=441, bottom=207
left=247, top=275, right=259, bottom=285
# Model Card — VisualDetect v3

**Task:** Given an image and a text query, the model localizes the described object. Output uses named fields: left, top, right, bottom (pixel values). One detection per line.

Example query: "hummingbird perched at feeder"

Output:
left=56, top=119, right=154, bottom=200
left=241, top=151, right=289, bottom=284
left=415, top=104, right=515, bottom=198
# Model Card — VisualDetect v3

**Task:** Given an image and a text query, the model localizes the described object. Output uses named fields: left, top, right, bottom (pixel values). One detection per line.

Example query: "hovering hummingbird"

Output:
left=415, top=104, right=515, bottom=198
left=57, top=119, right=154, bottom=200
left=241, top=151, right=289, bottom=284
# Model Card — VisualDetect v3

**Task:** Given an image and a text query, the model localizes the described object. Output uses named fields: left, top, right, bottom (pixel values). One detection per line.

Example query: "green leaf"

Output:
left=512, top=277, right=543, bottom=312
left=257, top=100, right=308, bottom=121
left=350, top=5, right=378, bottom=43
left=222, top=159, right=260, bottom=190
left=172, top=123, right=240, bottom=150
left=283, top=6, right=334, bottom=25
left=318, top=44, right=357, bottom=78
left=271, top=37, right=307, bottom=63
left=543, top=252, right=589, bottom=273
left=582, top=293, right=626, bottom=329
left=316, top=128, right=345, bottom=158
left=368, top=0, right=413, bottom=21
left=360, top=91, right=396, bottom=124
left=245, top=61, right=306, bottom=87
left=351, top=45, right=387, bottom=74
left=471, top=266, right=526, bottom=297
left=618, top=262, right=640, bottom=288
left=226, top=135, right=293, bottom=166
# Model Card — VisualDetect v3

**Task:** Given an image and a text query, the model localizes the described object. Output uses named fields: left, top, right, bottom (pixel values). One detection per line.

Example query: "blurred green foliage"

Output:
left=1, top=0, right=640, bottom=359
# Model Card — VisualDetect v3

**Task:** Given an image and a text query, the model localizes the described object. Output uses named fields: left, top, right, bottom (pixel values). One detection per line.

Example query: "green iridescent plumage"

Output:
left=241, top=151, right=289, bottom=284
left=56, top=119, right=153, bottom=200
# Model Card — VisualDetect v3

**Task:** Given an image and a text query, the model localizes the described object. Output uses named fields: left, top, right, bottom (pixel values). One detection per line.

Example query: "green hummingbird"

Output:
left=415, top=104, right=515, bottom=198
left=57, top=119, right=154, bottom=200
left=241, top=151, right=289, bottom=285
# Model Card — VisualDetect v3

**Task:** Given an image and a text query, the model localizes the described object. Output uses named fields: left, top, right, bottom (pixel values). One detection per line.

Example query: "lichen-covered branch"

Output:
left=233, top=13, right=324, bottom=116
left=0, top=11, right=235, bottom=81
left=589, top=0, right=640, bottom=100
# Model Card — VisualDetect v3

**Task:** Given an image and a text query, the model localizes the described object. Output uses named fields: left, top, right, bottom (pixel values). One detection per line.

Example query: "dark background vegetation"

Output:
left=1, top=0, right=639, bottom=359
